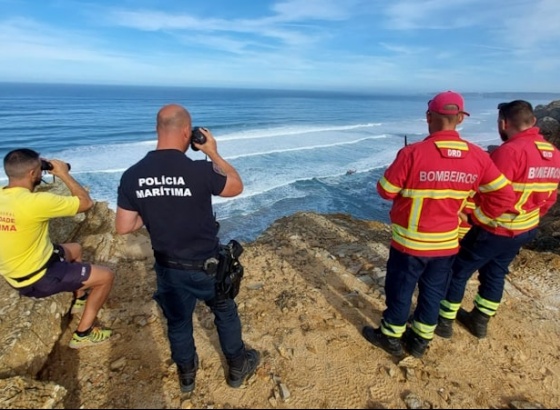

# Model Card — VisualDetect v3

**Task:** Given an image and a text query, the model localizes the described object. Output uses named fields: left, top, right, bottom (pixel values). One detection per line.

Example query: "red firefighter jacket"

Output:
left=377, top=130, right=515, bottom=257
left=472, top=127, right=560, bottom=237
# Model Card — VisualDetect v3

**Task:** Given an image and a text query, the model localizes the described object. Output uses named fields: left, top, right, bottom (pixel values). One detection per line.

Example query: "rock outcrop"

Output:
left=535, top=100, right=560, bottom=149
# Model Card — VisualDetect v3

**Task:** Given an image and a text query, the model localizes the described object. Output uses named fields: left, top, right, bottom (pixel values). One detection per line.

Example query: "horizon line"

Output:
left=2, top=81, right=560, bottom=98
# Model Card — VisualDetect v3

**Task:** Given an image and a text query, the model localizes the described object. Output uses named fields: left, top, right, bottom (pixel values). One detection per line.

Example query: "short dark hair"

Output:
left=497, top=100, right=535, bottom=128
left=3, top=148, right=41, bottom=178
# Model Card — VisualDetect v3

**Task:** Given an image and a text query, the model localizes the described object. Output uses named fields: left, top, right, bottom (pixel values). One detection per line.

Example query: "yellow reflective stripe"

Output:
left=463, top=200, right=476, bottom=210
left=473, top=207, right=497, bottom=227
left=409, top=197, right=422, bottom=232
left=458, top=228, right=470, bottom=239
left=474, top=294, right=499, bottom=316
left=439, top=310, right=458, bottom=320
left=380, top=320, right=406, bottom=338
left=392, top=235, right=458, bottom=251
left=434, top=141, right=469, bottom=150
left=440, top=300, right=461, bottom=319
left=475, top=211, right=539, bottom=231
left=492, top=208, right=539, bottom=223
left=393, top=224, right=458, bottom=241
left=412, top=321, right=436, bottom=339
left=401, top=188, right=471, bottom=199
left=514, top=190, right=531, bottom=213
left=499, top=216, right=539, bottom=231
left=379, top=176, right=401, bottom=194
left=491, top=208, right=540, bottom=231
left=440, top=300, right=461, bottom=311
left=535, top=141, right=554, bottom=151
left=512, top=182, right=559, bottom=191
left=479, top=174, right=510, bottom=193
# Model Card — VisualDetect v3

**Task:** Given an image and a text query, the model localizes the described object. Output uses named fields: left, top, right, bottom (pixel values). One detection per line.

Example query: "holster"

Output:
left=214, top=240, right=244, bottom=300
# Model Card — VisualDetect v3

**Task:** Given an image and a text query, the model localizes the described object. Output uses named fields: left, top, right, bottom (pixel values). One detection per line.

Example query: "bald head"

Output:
left=155, top=104, right=192, bottom=151
left=157, top=104, right=191, bottom=130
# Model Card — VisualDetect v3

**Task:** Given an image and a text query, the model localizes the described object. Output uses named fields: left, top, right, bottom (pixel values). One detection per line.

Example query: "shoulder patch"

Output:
left=434, top=140, right=469, bottom=159
left=535, top=141, right=555, bottom=161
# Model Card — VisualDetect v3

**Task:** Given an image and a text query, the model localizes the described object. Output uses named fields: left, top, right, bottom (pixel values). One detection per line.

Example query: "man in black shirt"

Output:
left=115, top=104, right=260, bottom=393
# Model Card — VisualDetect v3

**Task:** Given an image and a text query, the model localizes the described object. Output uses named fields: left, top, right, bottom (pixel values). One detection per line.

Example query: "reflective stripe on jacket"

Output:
left=378, top=130, right=515, bottom=257
left=458, top=195, right=476, bottom=239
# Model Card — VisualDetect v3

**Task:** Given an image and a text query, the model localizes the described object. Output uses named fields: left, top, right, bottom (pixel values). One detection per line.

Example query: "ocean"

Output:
left=0, top=83, right=557, bottom=243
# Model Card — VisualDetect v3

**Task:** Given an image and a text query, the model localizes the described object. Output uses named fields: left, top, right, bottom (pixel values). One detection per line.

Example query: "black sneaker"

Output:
left=227, top=349, right=260, bottom=388
left=362, top=326, right=404, bottom=358
left=403, top=329, right=430, bottom=358
left=178, top=353, right=199, bottom=393
left=435, top=316, right=454, bottom=339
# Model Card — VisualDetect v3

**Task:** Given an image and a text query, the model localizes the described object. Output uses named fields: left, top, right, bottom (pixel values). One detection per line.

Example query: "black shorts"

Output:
left=18, top=246, right=92, bottom=298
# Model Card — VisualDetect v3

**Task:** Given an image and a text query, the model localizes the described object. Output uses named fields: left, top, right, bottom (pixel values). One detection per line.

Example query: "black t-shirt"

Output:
left=117, top=149, right=227, bottom=260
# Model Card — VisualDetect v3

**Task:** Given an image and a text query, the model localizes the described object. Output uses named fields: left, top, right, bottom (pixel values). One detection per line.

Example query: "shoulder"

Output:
left=26, top=191, right=77, bottom=212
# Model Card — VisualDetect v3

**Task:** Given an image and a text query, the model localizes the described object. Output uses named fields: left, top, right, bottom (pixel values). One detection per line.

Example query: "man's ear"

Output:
left=29, top=167, right=40, bottom=179
left=530, top=116, right=537, bottom=127
left=425, top=111, right=432, bottom=124
left=499, top=118, right=507, bottom=129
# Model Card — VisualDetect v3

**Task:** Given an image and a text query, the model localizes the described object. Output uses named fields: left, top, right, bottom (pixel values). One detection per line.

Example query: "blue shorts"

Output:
left=18, top=246, right=92, bottom=298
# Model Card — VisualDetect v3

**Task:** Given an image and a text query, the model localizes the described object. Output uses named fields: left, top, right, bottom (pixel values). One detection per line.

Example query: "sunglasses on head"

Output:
left=497, top=102, right=509, bottom=110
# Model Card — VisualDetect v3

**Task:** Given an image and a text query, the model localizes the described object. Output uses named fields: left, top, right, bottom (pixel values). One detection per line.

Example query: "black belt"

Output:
left=154, top=252, right=207, bottom=271
left=13, top=246, right=62, bottom=283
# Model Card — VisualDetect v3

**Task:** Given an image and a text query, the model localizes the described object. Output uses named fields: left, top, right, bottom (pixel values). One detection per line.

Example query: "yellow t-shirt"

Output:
left=0, top=187, right=80, bottom=288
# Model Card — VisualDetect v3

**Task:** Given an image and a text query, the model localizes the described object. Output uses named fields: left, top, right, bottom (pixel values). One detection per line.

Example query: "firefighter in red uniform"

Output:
left=436, top=100, right=560, bottom=340
left=362, top=91, right=515, bottom=358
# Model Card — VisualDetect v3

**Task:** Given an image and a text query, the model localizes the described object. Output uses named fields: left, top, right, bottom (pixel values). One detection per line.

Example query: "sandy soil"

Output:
left=38, top=212, right=560, bottom=409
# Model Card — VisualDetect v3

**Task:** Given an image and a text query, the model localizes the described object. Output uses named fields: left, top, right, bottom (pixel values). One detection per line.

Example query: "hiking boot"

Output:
left=70, top=293, right=89, bottom=315
left=69, top=326, right=113, bottom=349
left=362, top=326, right=404, bottom=358
left=178, top=353, right=199, bottom=393
left=403, top=329, right=430, bottom=358
left=435, top=316, right=455, bottom=339
left=457, top=307, right=490, bottom=339
left=227, top=349, right=260, bottom=388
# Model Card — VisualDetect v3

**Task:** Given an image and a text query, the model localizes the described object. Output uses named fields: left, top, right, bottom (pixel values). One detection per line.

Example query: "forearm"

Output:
left=56, top=173, right=93, bottom=212
left=207, top=152, right=243, bottom=196
left=207, top=152, right=240, bottom=179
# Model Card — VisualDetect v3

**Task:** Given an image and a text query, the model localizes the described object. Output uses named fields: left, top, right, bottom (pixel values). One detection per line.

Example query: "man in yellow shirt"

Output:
left=0, top=148, right=115, bottom=348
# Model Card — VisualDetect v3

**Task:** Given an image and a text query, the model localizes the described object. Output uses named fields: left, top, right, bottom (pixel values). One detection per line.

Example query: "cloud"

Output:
left=500, top=0, right=560, bottom=48
left=379, top=42, right=427, bottom=55
left=270, top=0, right=355, bottom=21
left=0, top=18, right=104, bottom=61
left=104, top=9, right=208, bottom=32
left=384, top=0, right=487, bottom=30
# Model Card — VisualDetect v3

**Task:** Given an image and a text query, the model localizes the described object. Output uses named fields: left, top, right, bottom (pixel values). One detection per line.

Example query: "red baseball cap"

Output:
left=428, top=91, right=470, bottom=116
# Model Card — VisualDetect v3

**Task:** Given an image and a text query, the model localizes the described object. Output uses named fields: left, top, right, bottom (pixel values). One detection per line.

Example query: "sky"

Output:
left=0, top=0, right=559, bottom=93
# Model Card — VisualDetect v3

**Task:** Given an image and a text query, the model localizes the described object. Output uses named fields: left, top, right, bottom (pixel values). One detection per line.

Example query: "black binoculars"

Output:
left=190, top=127, right=207, bottom=151
left=41, top=160, right=71, bottom=172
